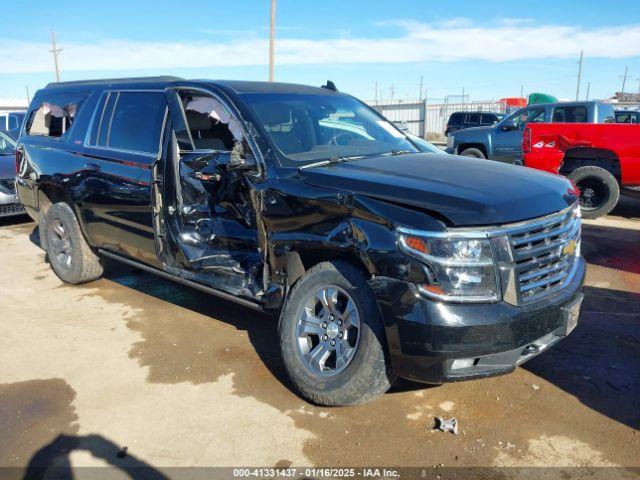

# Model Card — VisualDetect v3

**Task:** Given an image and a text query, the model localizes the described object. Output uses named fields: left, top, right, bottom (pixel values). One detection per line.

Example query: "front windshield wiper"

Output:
left=300, top=155, right=366, bottom=169
left=385, top=149, right=416, bottom=156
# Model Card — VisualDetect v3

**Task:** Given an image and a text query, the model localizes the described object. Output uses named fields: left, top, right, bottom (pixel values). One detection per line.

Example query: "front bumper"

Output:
left=370, top=257, right=586, bottom=383
left=0, top=179, right=26, bottom=217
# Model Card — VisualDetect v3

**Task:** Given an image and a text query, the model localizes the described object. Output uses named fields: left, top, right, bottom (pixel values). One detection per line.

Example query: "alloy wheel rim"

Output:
left=296, top=285, right=360, bottom=376
left=50, top=219, right=72, bottom=269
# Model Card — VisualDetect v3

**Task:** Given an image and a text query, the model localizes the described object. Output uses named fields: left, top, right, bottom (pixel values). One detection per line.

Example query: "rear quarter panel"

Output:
left=523, top=123, right=640, bottom=185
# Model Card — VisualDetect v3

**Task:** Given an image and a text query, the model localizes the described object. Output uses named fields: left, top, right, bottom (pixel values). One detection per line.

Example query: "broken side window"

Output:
left=25, top=93, right=88, bottom=139
left=183, top=95, right=243, bottom=151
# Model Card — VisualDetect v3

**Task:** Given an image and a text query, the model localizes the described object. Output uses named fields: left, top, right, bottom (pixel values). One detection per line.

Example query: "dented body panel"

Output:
left=523, top=123, right=640, bottom=185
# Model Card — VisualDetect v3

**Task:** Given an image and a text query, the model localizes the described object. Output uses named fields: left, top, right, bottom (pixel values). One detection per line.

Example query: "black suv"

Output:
left=16, top=77, right=585, bottom=406
left=445, top=111, right=505, bottom=136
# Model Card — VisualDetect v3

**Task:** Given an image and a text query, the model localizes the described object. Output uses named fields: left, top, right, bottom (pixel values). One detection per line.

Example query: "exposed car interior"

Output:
left=160, top=90, right=259, bottom=296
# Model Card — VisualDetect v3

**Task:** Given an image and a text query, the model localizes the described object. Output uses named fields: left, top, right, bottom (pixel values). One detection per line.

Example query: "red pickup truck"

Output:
left=523, top=123, right=640, bottom=218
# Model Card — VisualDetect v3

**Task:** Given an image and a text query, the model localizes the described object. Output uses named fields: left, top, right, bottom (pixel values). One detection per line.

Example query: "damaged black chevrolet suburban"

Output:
left=16, top=77, right=585, bottom=406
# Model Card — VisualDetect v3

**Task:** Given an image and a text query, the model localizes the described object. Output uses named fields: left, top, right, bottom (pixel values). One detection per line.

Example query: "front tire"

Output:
left=568, top=166, right=620, bottom=219
left=460, top=147, right=486, bottom=159
left=44, top=203, right=104, bottom=284
left=279, top=261, right=393, bottom=406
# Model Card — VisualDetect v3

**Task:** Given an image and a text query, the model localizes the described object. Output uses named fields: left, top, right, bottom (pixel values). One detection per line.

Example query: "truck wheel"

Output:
left=460, top=148, right=485, bottom=159
left=44, top=203, right=104, bottom=284
left=279, top=261, right=393, bottom=406
left=568, top=166, right=620, bottom=219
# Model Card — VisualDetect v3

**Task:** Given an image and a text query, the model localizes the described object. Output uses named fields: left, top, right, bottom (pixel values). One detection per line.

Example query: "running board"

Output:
left=98, top=249, right=264, bottom=312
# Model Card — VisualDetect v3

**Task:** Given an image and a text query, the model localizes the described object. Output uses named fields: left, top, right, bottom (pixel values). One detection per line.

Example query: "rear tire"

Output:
left=568, top=166, right=619, bottom=219
left=44, top=203, right=104, bottom=284
left=460, top=147, right=486, bottom=159
left=279, top=261, right=393, bottom=406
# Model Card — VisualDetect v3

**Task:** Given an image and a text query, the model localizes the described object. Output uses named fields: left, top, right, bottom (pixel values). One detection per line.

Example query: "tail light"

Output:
left=523, top=127, right=531, bottom=154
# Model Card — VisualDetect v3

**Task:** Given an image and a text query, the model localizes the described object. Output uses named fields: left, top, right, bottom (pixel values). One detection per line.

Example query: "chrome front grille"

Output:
left=0, top=179, right=16, bottom=195
left=507, top=207, right=581, bottom=303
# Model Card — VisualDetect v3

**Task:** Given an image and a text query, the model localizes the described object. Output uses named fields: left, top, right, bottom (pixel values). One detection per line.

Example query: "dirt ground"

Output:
left=0, top=196, right=639, bottom=478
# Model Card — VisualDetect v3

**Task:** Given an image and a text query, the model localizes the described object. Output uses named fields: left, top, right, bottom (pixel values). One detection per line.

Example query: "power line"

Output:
left=620, top=66, right=628, bottom=97
left=576, top=50, right=583, bottom=101
left=269, top=0, right=276, bottom=82
left=50, top=31, right=62, bottom=82
left=585, top=82, right=590, bottom=101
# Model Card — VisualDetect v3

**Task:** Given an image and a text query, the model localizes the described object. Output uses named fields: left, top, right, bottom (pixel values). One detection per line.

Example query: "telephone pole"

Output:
left=576, top=50, right=583, bottom=101
left=26, top=85, right=30, bottom=104
left=419, top=75, right=424, bottom=100
left=50, top=31, right=62, bottom=82
left=268, top=0, right=277, bottom=82
left=636, top=79, right=640, bottom=100
left=374, top=81, right=378, bottom=104
left=620, top=66, right=628, bottom=99
left=585, top=82, right=590, bottom=101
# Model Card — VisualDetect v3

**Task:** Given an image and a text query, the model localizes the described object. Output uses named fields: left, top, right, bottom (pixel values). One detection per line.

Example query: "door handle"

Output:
left=84, top=163, right=102, bottom=172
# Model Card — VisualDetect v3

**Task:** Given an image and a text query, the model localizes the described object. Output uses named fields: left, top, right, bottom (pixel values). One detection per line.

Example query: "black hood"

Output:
left=300, top=153, right=578, bottom=226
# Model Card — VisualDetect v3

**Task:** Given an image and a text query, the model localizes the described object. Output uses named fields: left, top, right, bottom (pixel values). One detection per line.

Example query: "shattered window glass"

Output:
left=26, top=93, right=87, bottom=138
left=182, top=95, right=243, bottom=151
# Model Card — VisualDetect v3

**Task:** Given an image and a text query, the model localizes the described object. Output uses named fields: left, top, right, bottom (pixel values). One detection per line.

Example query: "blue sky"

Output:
left=2, top=0, right=640, bottom=103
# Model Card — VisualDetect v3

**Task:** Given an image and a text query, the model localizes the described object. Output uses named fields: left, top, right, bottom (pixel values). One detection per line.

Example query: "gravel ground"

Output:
left=0, top=196, right=639, bottom=479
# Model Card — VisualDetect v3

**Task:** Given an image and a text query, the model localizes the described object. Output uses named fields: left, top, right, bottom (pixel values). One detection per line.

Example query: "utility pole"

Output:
left=620, top=66, right=628, bottom=99
left=374, top=81, right=378, bottom=104
left=26, top=86, right=30, bottom=104
left=636, top=79, right=640, bottom=100
left=585, top=82, right=590, bottom=101
left=462, top=87, right=465, bottom=108
left=419, top=75, right=424, bottom=100
left=50, top=31, right=62, bottom=82
left=576, top=50, right=583, bottom=101
left=390, top=84, right=395, bottom=101
left=520, top=84, right=524, bottom=100
left=268, top=0, right=276, bottom=82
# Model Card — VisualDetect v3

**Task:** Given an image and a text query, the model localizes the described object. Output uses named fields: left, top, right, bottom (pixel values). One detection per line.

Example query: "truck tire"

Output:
left=279, top=261, right=393, bottom=406
left=44, top=202, right=104, bottom=284
left=568, top=166, right=620, bottom=219
left=460, top=147, right=485, bottom=159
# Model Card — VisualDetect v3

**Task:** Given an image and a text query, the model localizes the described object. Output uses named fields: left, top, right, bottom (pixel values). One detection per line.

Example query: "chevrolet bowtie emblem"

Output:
left=562, top=239, right=577, bottom=256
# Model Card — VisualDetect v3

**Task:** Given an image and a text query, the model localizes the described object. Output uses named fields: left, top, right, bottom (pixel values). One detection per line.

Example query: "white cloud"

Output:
left=2, top=20, right=640, bottom=74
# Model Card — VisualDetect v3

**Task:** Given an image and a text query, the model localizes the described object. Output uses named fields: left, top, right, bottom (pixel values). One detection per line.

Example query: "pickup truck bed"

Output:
left=523, top=123, right=640, bottom=218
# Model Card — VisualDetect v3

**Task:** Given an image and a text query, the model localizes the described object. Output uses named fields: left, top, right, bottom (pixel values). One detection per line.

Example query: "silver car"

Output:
left=0, top=130, right=25, bottom=217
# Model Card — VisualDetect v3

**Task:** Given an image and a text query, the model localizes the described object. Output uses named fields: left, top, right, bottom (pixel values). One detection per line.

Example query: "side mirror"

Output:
left=501, top=124, right=518, bottom=132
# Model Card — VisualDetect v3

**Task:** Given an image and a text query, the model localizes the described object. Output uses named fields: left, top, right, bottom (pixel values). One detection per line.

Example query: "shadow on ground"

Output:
left=22, top=434, right=167, bottom=480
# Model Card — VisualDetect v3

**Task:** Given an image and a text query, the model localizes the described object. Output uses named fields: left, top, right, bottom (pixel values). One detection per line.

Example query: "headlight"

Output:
left=397, top=229, right=499, bottom=302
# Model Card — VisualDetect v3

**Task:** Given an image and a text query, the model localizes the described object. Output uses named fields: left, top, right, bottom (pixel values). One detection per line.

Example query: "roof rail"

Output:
left=45, top=76, right=184, bottom=88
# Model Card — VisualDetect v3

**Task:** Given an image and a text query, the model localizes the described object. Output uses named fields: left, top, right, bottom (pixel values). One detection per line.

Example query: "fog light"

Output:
left=451, top=358, right=474, bottom=370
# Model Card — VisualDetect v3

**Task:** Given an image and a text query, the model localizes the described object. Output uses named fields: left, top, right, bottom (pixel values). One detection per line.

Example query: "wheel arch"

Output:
left=560, top=148, right=622, bottom=183
left=458, top=143, right=488, bottom=158
left=285, top=247, right=373, bottom=288
left=37, top=182, right=73, bottom=218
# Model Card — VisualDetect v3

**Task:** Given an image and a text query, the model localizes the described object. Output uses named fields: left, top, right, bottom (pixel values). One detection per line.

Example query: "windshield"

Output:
left=407, top=134, right=443, bottom=154
left=241, top=92, right=419, bottom=166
